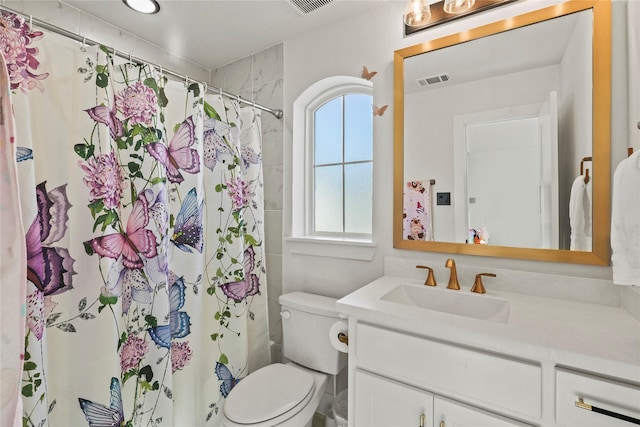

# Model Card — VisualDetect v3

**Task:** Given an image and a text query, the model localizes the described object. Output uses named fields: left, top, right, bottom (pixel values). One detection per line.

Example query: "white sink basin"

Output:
left=380, top=284, right=510, bottom=323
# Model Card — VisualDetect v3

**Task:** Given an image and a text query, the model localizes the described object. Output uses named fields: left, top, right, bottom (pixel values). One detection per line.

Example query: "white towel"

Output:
left=628, top=0, right=640, bottom=152
left=403, top=180, right=433, bottom=241
left=569, top=175, right=592, bottom=251
left=611, top=151, right=640, bottom=286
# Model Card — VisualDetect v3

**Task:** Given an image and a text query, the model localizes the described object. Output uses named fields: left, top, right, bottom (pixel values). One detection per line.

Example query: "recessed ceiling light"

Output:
left=122, top=0, right=160, bottom=14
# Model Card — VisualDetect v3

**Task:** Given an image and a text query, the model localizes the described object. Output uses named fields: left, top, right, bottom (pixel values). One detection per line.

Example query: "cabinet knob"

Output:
left=440, top=422, right=446, bottom=427
left=419, top=414, right=425, bottom=427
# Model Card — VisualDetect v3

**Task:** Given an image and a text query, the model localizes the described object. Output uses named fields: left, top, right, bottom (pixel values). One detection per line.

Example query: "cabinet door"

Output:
left=434, top=396, right=532, bottom=427
left=355, top=370, right=434, bottom=427
left=556, top=368, right=640, bottom=426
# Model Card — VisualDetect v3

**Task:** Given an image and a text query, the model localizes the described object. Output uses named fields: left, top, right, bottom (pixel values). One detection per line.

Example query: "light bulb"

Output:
left=443, top=0, right=475, bottom=14
left=122, top=0, right=160, bottom=14
left=404, top=0, right=431, bottom=27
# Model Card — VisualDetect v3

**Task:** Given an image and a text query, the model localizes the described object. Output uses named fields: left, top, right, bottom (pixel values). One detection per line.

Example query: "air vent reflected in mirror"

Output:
left=416, top=73, right=450, bottom=87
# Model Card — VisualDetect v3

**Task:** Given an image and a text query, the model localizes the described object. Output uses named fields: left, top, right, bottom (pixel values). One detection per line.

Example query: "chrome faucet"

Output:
left=445, top=258, right=460, bottom=290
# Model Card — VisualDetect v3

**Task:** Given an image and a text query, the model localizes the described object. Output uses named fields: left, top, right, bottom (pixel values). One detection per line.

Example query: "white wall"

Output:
left=557, top=11, right=594, bottom=249
left=283, top=0, right=632, bottom=299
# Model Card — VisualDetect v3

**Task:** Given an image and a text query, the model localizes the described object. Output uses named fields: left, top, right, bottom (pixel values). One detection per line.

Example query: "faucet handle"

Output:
left=416, top=265, right=437, bottom=286
left=471, top=273, right=496, bottom=294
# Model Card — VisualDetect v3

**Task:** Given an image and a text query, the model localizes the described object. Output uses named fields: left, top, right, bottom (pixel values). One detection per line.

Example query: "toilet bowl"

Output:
left=221, top=363, right=328, bottom=427
left=220, top=292, right=347, bottom=427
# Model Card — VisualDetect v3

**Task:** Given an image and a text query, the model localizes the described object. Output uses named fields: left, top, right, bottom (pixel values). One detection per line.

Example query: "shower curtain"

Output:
left=0, top=11, right=269, bottom=426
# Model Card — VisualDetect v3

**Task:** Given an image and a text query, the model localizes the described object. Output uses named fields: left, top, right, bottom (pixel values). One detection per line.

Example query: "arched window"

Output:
left=292, top=76, right=374, bottom=244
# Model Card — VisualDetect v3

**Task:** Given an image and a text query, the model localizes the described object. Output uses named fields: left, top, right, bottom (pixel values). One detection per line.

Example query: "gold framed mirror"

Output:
left=393, top=0, right=611, bottom=265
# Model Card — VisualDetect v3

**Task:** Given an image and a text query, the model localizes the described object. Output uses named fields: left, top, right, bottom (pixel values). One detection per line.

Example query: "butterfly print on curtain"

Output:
left=85, top=194, right=158, bottom=269
left=146, top=116, right=200, bottom=183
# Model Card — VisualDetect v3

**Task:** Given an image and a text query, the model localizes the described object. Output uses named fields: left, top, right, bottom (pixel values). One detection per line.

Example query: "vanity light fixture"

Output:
left=443, top=0, right=475, bottom=14
left=404, top=0, right=514, bottom=36
left=122, top=0, right=160, bottom=14
left=404, top=0, right=432, bottom=27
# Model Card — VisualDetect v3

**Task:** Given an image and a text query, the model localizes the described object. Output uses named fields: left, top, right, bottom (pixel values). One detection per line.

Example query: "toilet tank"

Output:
left=279, top=292, right=347, bottom=375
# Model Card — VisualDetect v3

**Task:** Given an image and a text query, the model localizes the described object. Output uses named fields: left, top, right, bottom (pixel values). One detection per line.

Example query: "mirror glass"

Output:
left=394, top=0, right=611, bottom=265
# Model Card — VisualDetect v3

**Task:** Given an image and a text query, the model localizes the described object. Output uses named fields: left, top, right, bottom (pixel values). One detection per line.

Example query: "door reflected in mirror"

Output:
left=393, top=0, right=611, bottom=265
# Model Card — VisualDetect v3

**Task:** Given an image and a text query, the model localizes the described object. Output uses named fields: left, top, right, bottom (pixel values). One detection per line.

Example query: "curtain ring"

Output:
left=129, top=53, right=133, bottom=64
left=202, top=81, right=208, bottom=95
left=218, top=87, right=223, bottom=97
left=29, top=15, right=33, bottom=29
left=81, top=37, right=86, bottom=52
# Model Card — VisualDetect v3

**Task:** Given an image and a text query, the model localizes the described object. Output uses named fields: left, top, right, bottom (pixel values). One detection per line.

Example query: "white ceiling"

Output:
left=65, top=0, right=386, bottom=70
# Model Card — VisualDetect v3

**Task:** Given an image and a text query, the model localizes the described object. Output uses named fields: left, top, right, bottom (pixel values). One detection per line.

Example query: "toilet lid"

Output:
left=224, top=363, right=315, bottom=424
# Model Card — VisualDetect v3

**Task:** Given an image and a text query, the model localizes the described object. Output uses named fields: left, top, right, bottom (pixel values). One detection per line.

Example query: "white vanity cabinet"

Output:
left=354, top=370, right=434, bottom=427
left=434, top=396, right=533, bottom=427
left=354, top=369, right=532, bottom=427
left=337, top=276, right=640, bottom=427
left=351, top=323, right=537, bottom=427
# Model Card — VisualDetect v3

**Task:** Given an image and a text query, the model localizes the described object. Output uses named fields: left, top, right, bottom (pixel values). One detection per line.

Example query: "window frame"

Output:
left=310, top=91, right=373, bottom=239
left=291, top=76, right=376, bottom=256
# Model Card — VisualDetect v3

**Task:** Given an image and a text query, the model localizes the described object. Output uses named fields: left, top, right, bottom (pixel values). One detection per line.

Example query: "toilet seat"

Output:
left=223, top=363, right=315, bottom=425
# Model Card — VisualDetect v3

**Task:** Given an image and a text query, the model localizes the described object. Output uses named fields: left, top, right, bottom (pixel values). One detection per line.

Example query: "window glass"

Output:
left=344, top=162, right=373, bottom=234
left=344, top=94, right=373, bottom=163
left=313, top=93, right=372, bottom=236
left=314, top=97, right=343, bottom=165
left=314, top=164, right=343, bottom=233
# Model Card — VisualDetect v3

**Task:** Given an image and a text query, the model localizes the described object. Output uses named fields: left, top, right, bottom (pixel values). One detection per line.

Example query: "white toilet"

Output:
left=221, top=292, right=347, bottom=427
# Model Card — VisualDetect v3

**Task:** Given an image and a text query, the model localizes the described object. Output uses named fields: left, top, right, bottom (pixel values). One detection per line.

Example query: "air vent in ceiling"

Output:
left=288, top=0, right=335, bottom=14
left=416, top=73, right=450, bottom=87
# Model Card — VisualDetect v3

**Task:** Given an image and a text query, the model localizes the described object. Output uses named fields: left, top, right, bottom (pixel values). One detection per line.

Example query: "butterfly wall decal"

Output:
left=146, top=115, right=200, bottom=183
left=220, top=246, right=260, bottom=303
left=215, top=362, right=241, bottom=398
left=85, top=105, right=124, bottom=140
left=148, top=277, right=191, bottom=348
left=171, top=187, right=203, bottom=253
left=86, top=195, right=158, bottom=269
left=373, top=104, right=388, bottom=117
left=362, top=65, right=377, bottom=80
left=78, top=377, right=125, bottom=427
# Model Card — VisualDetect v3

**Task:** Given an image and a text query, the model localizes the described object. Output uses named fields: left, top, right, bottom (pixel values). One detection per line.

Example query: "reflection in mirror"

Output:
left=393, top=0, right=611, bottom=265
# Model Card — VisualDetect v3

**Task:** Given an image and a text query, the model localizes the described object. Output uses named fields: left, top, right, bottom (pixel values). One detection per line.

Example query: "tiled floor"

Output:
left=312, top=413, right=326, bottom=427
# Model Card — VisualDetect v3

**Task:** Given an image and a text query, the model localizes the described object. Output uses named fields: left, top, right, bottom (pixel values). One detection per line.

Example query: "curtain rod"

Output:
left=0, top=6, right=284, bottom=119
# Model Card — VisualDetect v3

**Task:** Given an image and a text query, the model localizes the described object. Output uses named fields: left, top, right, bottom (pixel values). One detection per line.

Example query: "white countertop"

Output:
left=336, top=276, right=640, bottom=383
